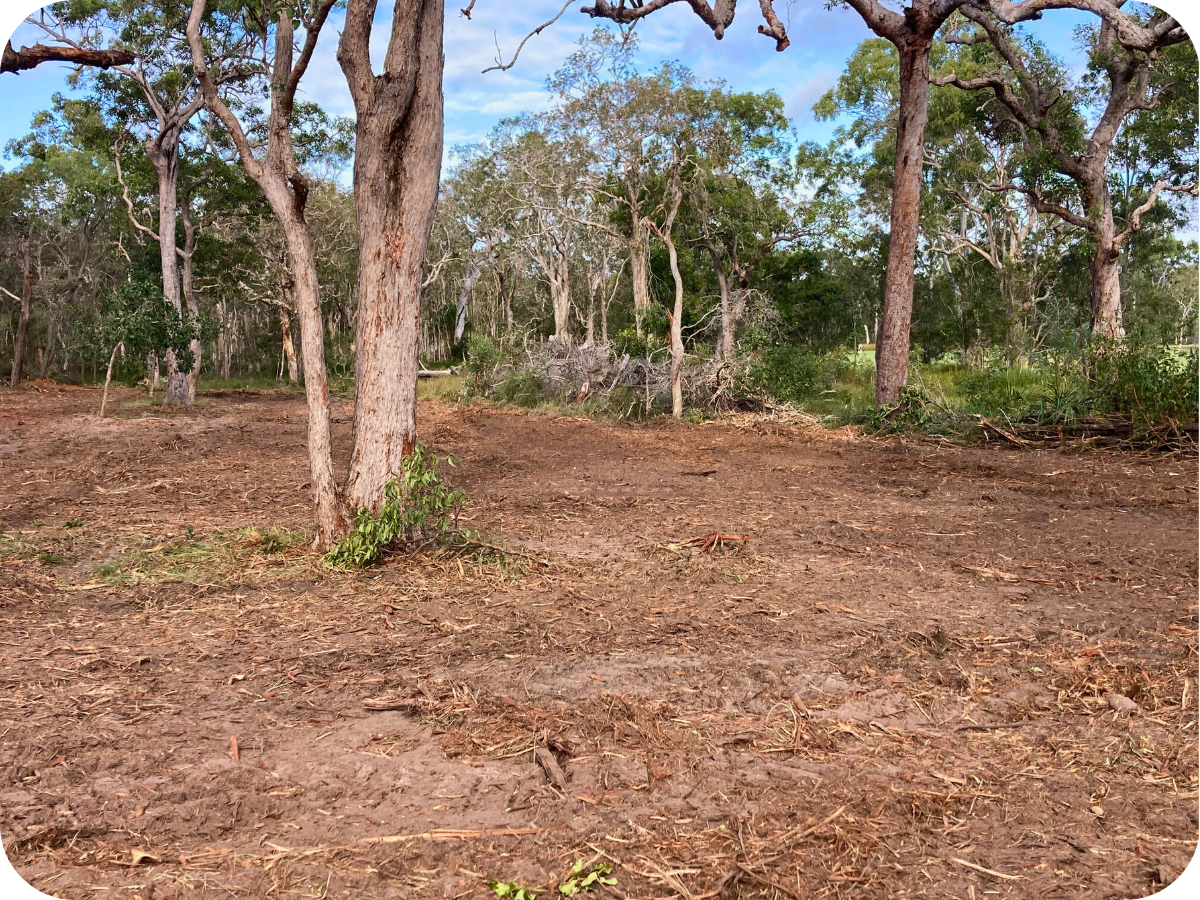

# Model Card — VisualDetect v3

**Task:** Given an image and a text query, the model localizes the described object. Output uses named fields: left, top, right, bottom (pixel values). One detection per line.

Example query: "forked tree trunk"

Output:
left=9, top=224, right=35, bottom=388
left=875, top=39, right=931, bottom=406
left=339, top=0, right=445, bottom=515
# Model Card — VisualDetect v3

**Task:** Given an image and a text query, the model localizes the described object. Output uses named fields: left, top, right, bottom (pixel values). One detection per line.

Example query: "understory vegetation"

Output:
left=5, top=19, right=1194, bottom=451
left=461, top=332, right=1198, bottom=447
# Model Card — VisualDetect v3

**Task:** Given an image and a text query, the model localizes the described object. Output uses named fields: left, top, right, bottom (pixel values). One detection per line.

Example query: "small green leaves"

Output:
left=559, top=861, right=617, bottom=896
left=489, top=881, right=537, bottom=900
left=63, top=518, right=85, bottom=529
left=324, top=444, right=466, bottom=568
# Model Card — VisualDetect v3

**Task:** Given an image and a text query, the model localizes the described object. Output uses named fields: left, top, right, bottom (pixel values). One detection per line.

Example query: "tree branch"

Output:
left=978, top=0, right=1188, bottom=54
left=113, top=139, right=162, bottom=244
left=1114, top=181, right=1198, bottom=248
left=756, top=0, right=789, bottom=51
left=483, top=0, right=576, bottom=73
left=2, top=40, right=134, bottom=74
left=987, top=180, right=1096, bottom=233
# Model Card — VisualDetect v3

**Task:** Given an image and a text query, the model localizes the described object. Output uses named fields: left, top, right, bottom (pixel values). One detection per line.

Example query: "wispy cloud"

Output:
left=1, top=0, right=1148, bottom=171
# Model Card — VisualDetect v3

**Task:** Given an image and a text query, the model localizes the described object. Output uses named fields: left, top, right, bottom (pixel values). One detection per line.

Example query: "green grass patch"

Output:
left=94, top=526, right=312, bottom=586
left=418, top=375, right=464, bottom=401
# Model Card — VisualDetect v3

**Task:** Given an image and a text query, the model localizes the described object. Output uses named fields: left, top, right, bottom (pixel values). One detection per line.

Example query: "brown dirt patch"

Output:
left=1, top=385, right=1197, bottom=899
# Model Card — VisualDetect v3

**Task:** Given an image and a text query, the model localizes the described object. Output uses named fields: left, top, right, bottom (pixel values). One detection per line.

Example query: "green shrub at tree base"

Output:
left=324, top=445, right=466, bottom=568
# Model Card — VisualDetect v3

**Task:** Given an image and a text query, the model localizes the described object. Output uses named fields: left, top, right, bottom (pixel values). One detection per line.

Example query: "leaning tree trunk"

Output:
left=340, top=0, right=445, bottom=515
left=151, top=145, right=190, bottom=406
left=664, top=233, right=685, bottom=419
left=274, top=213, right=345, bottom=545
left=454, top=255, right=484, bottom=345
left=280, top=307, right=299, bottom=382
left=9, top=224, right=34, bottom=388
left=875, top=39, right=932, bottom=407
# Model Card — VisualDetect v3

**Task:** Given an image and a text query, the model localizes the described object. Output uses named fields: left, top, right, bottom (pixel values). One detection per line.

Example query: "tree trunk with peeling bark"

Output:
left=280, top=307, right=299, bottom=382
left=148, top=141, right=190, bottom=406
left=627, top=221, right=650, bottom=332
left=1089, top=182, right=1124, bottom=340
left=338, top=0, right=445, bottom=515
left=547, top=242, right=572, bottom=343
left=454, top=255, right=483, bottom=345
left=875, top=38, right=931, bottom=406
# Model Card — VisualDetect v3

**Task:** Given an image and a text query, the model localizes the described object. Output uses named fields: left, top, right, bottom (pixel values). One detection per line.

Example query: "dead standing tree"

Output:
left=187, top=0, right=347, bottom=547
left=338, top=0, right=446, bottom=516
left=936, top=4, right=1194, bottom=340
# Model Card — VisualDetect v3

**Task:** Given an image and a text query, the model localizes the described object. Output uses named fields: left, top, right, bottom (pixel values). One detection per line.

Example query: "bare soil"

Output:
left=1, top=384, right=1196, bottom=900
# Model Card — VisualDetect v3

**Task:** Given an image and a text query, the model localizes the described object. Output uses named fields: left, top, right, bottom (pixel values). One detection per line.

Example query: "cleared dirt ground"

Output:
left=1, top=384, right=1197, bottom=900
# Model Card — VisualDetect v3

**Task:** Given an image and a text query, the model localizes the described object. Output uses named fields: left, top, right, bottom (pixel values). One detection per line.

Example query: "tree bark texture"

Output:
left=149, top=140, right=191, bottom=406
left=2, top=40, right=133, bottom=74
left=659, top=177, right=685, bottom=419
left=628, top=222, right=650, bottom=332
left=278, top=218, right=344, bottom=544
left=280, top=307, right=299, bottom=382
left=339, top=0, right=446, bottom=515
left=875, top=39, right=931, bottom=406
left=1089, top=186, right=1124, bottom=340
left=181, top=203, right=202, bottom=402
left=454, top=254, right=484, bottom=345
left=188, top=0, right=346, bottom=547
left=547, top=241, right=572, bottom=343
left=705, top=241, right=736, bottom=363
left=9, top=223, right=35, bottom=388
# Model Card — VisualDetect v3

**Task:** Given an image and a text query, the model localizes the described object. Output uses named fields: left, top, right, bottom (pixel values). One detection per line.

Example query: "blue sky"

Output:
left=0, top=1, right=1109, bottom=171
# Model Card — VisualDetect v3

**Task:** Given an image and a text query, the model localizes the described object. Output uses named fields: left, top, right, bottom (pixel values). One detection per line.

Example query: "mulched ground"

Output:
left=1, top=383, right=1196, bottom=900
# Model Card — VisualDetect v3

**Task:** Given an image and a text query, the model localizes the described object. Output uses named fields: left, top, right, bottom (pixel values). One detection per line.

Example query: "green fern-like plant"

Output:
left=324, top=444, right=466, bottom=568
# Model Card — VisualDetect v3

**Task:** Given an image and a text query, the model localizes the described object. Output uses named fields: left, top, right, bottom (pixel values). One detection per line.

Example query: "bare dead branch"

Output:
left=482, top=0, right=576, bottom=73
left=2, top=40, right=134, bottom=74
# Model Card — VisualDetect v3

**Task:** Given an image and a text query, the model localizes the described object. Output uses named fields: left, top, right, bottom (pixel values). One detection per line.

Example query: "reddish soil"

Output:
left=1, top=384, right=1197, bottom=900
